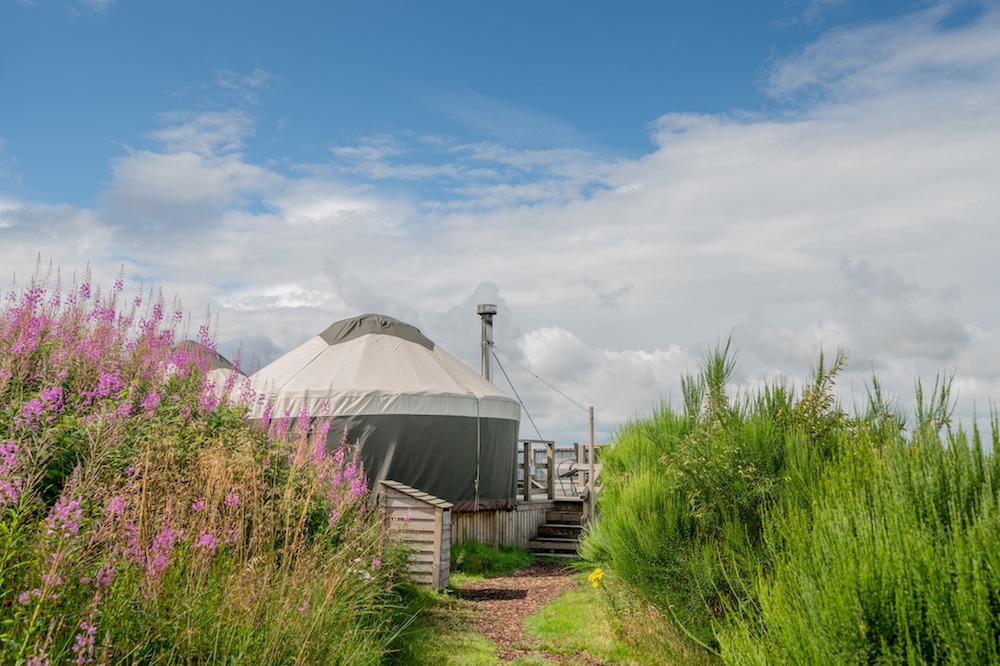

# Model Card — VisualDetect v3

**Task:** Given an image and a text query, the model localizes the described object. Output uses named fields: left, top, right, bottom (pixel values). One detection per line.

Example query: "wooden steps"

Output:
left=528, top=499, right=585, bottom=559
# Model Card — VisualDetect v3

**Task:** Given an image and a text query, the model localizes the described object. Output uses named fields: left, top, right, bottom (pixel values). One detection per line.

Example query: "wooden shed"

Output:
left=379, top=480, right=453, bottom=590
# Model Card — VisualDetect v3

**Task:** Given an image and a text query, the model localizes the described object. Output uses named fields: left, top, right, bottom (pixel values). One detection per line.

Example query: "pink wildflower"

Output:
left=123, top=524, right=142, bottom=562
left=140, top=390, right=161, bottom=411
left=92, top=562, right=115, bottom=589
left=45, top=496, right=82, bottom=540
left=191, top=499, right=205, bottom=512
left=196, top=531, right=217, bottom=556
left=0, top=441, right=22, bottom=506
left=69, top=620, right=97, bottom=665
left=224, top=493, right=240, bottom=508
left=104, top=496, right=127, bottom=519
left=146, top=525, right=182, bottom=581
left=197, top=391, right=219, bottom=412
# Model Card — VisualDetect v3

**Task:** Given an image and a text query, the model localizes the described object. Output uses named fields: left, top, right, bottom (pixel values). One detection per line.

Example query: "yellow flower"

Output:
left=588, top=567, right=604, bottom=588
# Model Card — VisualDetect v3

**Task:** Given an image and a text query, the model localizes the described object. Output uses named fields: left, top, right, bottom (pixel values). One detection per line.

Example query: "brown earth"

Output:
left=455, top=562, right=606, bottom=665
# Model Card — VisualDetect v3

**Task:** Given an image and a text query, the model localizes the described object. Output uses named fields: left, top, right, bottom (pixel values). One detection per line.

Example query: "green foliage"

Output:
left=451, top=541, right=533, bottom=578
left=720, top=423, right=1000, bottom=665
left=583, top=343, right=1000, bottom=664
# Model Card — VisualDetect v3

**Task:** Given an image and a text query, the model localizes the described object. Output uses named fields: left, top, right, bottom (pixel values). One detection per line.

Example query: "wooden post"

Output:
left=522, top=440, right=531, bottom=501
left=587, top=406, right=595, bottom=522
left=546, top=440, right=555, bottom=500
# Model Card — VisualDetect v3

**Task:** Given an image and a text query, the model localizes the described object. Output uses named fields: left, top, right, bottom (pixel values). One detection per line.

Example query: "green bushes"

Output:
left=582, top=343, right=1000, bottom=664
left=720, top=422, right=1000, bottom=665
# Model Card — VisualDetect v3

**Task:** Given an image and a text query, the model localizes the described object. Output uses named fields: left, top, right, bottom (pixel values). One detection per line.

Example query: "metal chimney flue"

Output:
left=477, top=304, right=498, bottom=382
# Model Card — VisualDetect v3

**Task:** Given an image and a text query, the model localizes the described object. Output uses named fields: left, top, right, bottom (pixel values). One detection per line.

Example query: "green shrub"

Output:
left=583, top=339, right=1000, bottom=665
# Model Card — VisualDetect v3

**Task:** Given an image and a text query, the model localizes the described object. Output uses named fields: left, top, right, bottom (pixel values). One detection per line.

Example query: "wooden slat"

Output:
left=452, top=502, right=554, bottom=549
left=379, top=480, right=452, bottom=591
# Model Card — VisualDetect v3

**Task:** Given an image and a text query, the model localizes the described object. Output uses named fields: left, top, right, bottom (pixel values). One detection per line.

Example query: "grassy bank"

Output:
left=0, top=269, right=408, bottom=665
left=582, top=343, right=1000, bottom=664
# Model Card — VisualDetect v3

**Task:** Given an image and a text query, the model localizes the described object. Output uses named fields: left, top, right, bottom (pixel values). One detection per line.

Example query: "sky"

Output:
left=2, top=0, right=999, bottom=445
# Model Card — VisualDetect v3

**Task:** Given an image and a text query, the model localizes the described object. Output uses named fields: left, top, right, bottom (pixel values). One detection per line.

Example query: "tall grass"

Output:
left=582, top=342, right=1000, bottom=664
left=0, top=267, right=407, bottom=665
left=720, top=412, right=1000, bottom=665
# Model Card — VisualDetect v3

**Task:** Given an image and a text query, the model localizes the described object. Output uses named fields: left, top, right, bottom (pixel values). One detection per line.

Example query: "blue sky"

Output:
left=2, top=0, right=999, bottom=443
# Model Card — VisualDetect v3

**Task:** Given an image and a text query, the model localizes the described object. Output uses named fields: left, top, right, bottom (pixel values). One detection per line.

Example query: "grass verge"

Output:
left=524, top=571, right=714, bottom=665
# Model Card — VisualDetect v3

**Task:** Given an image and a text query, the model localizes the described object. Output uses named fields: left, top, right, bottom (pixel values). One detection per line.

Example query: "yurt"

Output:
left=173, top=340, right=247, bottom=397
left=249, top=314, right=520, bottom=511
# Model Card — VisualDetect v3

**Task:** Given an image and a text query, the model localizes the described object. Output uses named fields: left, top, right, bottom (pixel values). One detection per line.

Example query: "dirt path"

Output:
left=455, top=562, right=603, bottom=665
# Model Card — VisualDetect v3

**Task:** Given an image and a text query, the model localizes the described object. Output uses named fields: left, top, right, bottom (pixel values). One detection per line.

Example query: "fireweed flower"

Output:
left=224, top=493, right=240, bottom=508
left=191, top=499, right=205, bottom=512
left=0, top=441, right=22, bottom=506
left=349, top=473, right=367, bottom=499
left=26, top=653, right=49, bottom=666
left=17, top=398, right=45, bottom=429
left=87, top=562, right=116, bottom=590
left=69, top=621, right=97, bottom=665
left=140, top=390, right=161, bottom=411
left=41, top=573, right=63, bottom=587
left=45, top=496, right=82, bottom=540
left=104, top=496, right=127, bottom=520
left=123, top=524, right=142, bottom=562
left=147, top=526, right=182, bottom=580
left=196, top=532, right=217, bottom=556
left=198, top=391, right=219, bottom=412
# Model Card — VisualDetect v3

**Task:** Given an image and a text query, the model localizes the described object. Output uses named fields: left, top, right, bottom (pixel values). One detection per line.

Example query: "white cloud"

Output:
left=426, top=90, right=592, bottom=149
left=835, top=259, right=969, bottom=361
left=148, top=110, right=255, bottom=156
left=214, top=68, right=273, bottom=106
left=0, top=139, right=21, bottom=186
left=218, top=283, right=341, bottom=311
left=767, top=3, right=1000, bottom=101
left=75, top=0, right=114, bottom=15
left=801, top=0, right=851, bottom=25
left=103, top=149, right=279, bottom=234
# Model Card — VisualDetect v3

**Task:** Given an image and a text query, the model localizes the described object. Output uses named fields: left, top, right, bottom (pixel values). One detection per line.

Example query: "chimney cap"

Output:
left=477, top=304, right=498, bottom=316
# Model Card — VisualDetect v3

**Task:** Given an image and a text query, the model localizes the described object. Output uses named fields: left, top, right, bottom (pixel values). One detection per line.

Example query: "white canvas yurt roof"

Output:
left=173, top=339, right=247, bottom=397
left=249, top=314, right=520, bottom=510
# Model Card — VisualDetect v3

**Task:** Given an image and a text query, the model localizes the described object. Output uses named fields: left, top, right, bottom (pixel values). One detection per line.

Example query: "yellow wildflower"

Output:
left=588, top=567, right=604, bottom=588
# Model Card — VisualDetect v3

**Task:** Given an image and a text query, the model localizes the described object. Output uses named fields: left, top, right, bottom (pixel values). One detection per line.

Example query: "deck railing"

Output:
left=517, top=440, right=605, bottom=504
